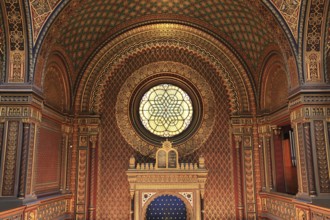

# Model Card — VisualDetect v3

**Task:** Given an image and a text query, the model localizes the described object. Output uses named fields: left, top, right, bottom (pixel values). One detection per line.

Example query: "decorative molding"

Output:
left=77, top=117, right=100, bottom=135
left=0, top=106, right=42, bottom=122
left=0, top=95, right=29, bottom=102
left=136, top=175, right=199, bottom=183
left=289, top=95, right=330, bottom=109
left=231, top=117, right=253, bottom=135
left=290, top=107, right=330, bottom=123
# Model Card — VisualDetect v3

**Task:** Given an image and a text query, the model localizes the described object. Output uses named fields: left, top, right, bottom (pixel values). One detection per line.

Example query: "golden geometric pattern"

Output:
left=270, top=0, right=301, bottom=40
left=49, top=0, right=277, bottom=71
left=30, top=0, right=61, bottom=43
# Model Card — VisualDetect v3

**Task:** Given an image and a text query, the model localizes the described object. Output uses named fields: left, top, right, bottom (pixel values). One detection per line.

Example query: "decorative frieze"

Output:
left=37, top=198, right=69, bottom=220
left=260, top=193, right=330, bottom=219
left=0, top=95, right=29, bottom=102
left=77, top=117, right=100, bottom=134
left=289, top=95, right=330, bottom=109
left=0, top=106, right=41, bottom=122
left=136, top=175, right=199, bottom=183
left=291, top=107, right=330, bottom=122
left=261, top=196, right=296, bottom=219
left=231, top=117, right=253, bottom=135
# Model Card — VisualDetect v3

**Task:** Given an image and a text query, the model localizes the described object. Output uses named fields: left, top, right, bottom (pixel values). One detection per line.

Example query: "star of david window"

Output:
left=129, top=76, right=203, bottom=146
left=139, top=84, right=193, bottom=137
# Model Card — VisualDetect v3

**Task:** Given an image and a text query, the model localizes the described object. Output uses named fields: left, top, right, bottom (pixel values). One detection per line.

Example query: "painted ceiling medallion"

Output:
left=116, top=61, right=215, bottom=157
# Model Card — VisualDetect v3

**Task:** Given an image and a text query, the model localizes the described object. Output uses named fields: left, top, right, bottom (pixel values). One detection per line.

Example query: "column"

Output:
left=88, top=135, right=98, bottom=220
left=134, top=190, right=139, bottom=220
left=19, top=119, right=39, bottom=202
left=234, top=135, right=244, bottom=220
left=290, top=97, right=330, bottom=201
left=231, top=117, right=256, bottom=219
left=75, top=116, right=100, bottom=219
left=195, top=189, right=201, bottom=220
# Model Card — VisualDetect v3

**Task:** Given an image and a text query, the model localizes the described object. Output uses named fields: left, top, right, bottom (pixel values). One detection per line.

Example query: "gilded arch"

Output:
left=76, top=23, right=256, bottom=116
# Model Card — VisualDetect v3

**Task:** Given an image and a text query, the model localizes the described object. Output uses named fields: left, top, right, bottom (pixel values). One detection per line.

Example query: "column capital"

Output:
left=77, top=115, right=101, bottom=135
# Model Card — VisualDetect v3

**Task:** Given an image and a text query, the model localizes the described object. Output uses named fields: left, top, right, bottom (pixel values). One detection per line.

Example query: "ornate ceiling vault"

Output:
left=31, top=0, right=301, bottom=100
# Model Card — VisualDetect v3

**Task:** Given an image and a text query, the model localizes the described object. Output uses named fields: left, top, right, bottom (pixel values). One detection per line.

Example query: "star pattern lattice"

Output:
left=146, top=195, right=186, bottom=220
left=139, top=84, right=193, bottom=137
left=51, top=0, right=275, bottom=71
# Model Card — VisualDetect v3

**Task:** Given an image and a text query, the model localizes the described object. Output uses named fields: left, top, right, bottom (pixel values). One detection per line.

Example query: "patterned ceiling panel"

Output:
left=270, top=0, right=301, bottom=40
left=44, top=0, right=285, bottom=72
left=30, top=0, right=61, bottom=43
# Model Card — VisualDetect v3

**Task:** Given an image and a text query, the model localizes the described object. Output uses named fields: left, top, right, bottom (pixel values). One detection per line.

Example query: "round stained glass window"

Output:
left=139, top=84, right=193, bottom=137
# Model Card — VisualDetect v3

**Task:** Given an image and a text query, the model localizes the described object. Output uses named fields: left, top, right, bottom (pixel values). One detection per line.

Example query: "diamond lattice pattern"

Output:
left=97, top=48, right=236, bottom=219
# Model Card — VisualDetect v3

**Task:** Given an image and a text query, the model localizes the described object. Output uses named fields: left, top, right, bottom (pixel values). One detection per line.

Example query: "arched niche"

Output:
left=143, top=194, right=193, bottom=220
left=260, top=52, right=289, bottom=113
left=42, top=52, right=72, bottom=113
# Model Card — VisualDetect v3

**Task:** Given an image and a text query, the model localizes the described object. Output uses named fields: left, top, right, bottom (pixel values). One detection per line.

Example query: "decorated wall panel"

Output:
left=0, top=7, right=5, bottom=82
left=3, top=0, right=26, bottom=83
left=30, top=0, right=61, bottom=43
left=35, top=119, right=62, bottom=194
left=270, top=0, right=301, bottom=40
left=97, top=48, right=236, bottom=219
left=1, top=121, right=20, bottom=196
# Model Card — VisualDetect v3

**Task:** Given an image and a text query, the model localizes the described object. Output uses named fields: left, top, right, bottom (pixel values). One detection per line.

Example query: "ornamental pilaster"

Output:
left=289, top=93, right=330, bottom=201
left=0, top=93, right=42, bottom=205
left=75, top=116, right=100, bottom=220
left=257, top=121, right=274, bottom=193
left=231, top=117, right=257, bottom=220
